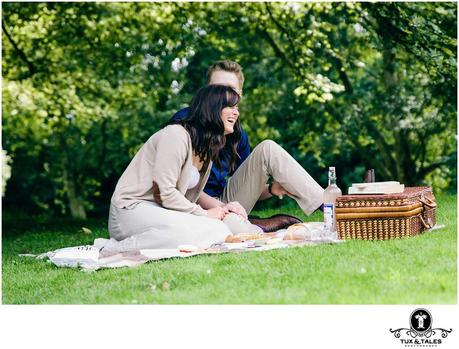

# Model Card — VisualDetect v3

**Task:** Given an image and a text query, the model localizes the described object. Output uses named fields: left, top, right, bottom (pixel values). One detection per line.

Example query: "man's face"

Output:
left=209, top=70, right=242, bottom=95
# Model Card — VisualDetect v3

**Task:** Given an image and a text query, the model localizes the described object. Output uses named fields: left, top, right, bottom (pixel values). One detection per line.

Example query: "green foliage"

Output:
left=2, top=2, right=457, bottom=217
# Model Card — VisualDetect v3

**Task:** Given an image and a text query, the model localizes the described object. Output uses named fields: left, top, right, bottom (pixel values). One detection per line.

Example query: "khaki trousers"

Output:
left=221, top=140, right=324, bottom=215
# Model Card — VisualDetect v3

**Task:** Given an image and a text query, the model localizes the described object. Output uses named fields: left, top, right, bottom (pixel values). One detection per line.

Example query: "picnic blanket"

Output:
left=19, top=222, right=344, bottom=271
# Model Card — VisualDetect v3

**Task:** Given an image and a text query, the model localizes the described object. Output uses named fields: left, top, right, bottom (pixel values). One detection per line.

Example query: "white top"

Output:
left=188, top=165, right=200, bottom=189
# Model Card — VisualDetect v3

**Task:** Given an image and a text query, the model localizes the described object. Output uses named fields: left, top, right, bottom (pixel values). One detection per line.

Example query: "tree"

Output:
left=2, top=2, right=456, bottom=218
left=242, top=2, right=457, bottom=187
left=2, top=2, right=197, bottom=217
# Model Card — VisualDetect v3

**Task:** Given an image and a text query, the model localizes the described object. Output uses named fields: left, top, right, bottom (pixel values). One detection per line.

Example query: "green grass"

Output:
left=2, top=194, right=457, bottom=304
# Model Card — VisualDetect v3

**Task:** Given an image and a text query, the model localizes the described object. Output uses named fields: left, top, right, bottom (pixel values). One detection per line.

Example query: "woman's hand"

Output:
left=206, top=206, right=228, bottom=220
left=223, top=201, right=248, bottom=220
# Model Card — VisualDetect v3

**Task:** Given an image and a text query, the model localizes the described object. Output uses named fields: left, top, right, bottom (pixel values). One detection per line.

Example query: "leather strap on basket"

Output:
left=419, top=196, right=437, bottom=208
left=419, top=214, right=433, bottom=229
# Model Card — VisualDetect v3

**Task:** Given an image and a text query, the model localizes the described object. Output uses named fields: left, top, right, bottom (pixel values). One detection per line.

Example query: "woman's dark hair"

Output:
left=168, top=84, right=242, bottom=170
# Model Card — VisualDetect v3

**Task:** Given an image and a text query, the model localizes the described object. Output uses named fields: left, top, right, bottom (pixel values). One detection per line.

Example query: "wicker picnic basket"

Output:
left=335, top=187, right=436, bottom=240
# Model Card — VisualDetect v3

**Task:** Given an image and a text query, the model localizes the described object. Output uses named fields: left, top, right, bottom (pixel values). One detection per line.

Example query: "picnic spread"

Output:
left=19, top=184, right=442, bottom=271
left=20, top=222, right=344, bottom=271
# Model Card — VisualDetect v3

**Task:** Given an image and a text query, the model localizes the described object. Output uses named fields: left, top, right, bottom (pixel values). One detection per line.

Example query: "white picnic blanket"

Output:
left=19, top=223, right=344, bottom=271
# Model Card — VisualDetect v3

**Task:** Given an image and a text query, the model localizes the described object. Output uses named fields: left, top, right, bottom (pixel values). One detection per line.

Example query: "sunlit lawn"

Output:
left=2, top=194, right=456, bottom=304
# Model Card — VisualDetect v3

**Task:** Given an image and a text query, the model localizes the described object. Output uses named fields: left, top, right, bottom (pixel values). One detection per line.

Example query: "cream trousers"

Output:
left=108, top=201, right=232, bottom=250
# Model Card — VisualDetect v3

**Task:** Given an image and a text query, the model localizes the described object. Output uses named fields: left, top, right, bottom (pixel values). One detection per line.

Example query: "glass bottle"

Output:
left=323, top=166, right=342, bottom=240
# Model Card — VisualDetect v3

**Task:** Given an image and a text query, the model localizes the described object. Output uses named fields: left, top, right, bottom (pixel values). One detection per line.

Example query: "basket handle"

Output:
left=419, top=215, right=433, bottom=229
left=419, top=197, right=437, bottom=208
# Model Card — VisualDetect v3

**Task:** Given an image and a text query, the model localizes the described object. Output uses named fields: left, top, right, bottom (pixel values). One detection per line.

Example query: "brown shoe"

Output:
left=248, top=214, right=303, bottom=232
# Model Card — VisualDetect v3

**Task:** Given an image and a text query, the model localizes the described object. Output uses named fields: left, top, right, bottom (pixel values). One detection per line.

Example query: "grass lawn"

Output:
left=2, top=194, right=456, bottom=304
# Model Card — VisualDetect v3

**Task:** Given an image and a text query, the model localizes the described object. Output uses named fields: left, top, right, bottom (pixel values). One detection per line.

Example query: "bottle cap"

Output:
left=329, top=166, right=335, bottom=171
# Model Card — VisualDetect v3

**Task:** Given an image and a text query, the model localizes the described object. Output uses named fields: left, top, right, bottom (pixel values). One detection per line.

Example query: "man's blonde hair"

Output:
left=206, top=60, right=245, bottom=90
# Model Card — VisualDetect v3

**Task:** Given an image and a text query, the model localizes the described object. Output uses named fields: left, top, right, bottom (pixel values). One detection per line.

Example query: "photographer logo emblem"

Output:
left=390, top=308, right=452, bottom=347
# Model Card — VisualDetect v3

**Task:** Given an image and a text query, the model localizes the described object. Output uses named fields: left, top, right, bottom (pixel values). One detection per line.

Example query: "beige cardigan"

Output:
left=111, top=125, right=211, bottom=216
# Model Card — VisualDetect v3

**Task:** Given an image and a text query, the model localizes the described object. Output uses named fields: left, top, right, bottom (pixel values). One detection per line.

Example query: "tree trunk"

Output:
left=61, top=141, right=87, bottom=220
left=381, top=38, right=408, bottom=183
left=63, top=165, right=87, bottom=220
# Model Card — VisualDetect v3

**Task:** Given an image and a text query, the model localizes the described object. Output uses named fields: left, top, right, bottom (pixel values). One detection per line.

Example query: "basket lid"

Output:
left=337, top=186, right=433, bottom=202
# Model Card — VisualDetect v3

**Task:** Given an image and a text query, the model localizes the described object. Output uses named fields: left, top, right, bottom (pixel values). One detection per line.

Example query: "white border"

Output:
left=0, top=305, right=458, bottom=348
left=1, top=1, right=457, bottom=348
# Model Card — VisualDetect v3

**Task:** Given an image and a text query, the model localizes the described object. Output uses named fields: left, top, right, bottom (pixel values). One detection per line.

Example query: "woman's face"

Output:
left=221, top=105, right=239, bottom=135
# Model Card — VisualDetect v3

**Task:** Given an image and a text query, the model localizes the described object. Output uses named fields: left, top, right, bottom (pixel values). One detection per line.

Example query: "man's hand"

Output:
left=270, top=181, right=293, bottom=200
left=223, top=201, right=248, bottom=220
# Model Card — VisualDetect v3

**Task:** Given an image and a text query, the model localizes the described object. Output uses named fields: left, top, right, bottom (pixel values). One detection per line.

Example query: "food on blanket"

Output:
left=266, top=237, right=283, bottom=245
left=178, top=244, right=198, bottom=253
left=225, top=232, right=264, bottom=243
left=283, top=224, right=308, bottom=240
left=283, top=222, right=324, bottom=241
left=262, top=232, right=277, bottom=238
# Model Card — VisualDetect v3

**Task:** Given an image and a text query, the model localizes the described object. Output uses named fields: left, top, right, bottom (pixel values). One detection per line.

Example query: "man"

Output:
left=171, top=60, right=324, bottom=231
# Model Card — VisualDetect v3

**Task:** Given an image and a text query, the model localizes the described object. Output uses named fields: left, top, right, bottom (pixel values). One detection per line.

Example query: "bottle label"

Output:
left=324, top=203, right=334, bottom=230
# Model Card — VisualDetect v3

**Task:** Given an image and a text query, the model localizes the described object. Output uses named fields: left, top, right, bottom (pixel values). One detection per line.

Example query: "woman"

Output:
left=106, top=84, right=260, bottom=253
